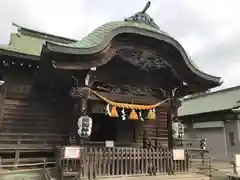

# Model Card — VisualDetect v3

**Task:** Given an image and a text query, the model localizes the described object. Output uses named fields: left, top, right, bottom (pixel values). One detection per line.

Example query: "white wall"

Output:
left=185, top=123, right=228, bottom=161
left=225, top=120, right=240, bottom=154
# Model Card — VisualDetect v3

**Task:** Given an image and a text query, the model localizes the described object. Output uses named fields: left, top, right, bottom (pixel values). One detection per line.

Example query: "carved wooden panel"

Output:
left=116, top=47, right=169, bottom=71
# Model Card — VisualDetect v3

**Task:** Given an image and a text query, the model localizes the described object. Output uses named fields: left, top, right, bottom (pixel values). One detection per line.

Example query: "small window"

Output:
left=229, top=132, right=235, bottom=146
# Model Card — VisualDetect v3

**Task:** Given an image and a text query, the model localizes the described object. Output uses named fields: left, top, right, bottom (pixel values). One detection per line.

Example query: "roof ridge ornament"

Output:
left=141, top=1, right=151, bottom=13
left=124, top=1, right=159, bottom=29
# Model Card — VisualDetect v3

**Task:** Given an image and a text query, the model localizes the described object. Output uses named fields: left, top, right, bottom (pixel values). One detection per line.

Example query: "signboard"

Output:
left=235, top=154, right=240, bottom=167
left=64, top=146, right=81, bottom=159
left=105, top=141, right=114, bottom=148
left=235, top=154, right=240, bottom=175
left=173, top=149, right=185, bottom=160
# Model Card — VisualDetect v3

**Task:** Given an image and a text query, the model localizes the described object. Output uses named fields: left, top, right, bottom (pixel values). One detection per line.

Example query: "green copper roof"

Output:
left=0, top=20, right=167, bottom=57
left=0, top=33, right=45, bottom=56
left=67, top=21, right=167, bottom=49
left=1, top=1, right=166, bottom=56
left=50, top=1, right=166, bottom=49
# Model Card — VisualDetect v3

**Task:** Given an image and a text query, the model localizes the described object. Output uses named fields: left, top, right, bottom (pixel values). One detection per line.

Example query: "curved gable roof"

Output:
left=45, top=20, right=221, bottom=87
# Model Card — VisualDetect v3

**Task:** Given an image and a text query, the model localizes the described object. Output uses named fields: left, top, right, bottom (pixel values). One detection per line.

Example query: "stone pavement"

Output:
left=0, top=171, right=210, bottom=180
left=101, top=173, right=209, bottom=180
left=0, top=170, right=43, bottom=180
left=211, top=161, right=233, bottom=172
left=205, top=161, right=232, bottom=180
left=0, top=161, right=233, bottom=180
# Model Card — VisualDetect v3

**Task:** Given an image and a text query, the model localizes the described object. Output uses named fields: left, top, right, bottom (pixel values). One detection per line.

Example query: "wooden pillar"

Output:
left=167, top=88, right=179, bottom=150
left=80, top=88, right=89, bottom=116
left=69, top=87, right=90, bottom=145
left=167, top=88, right=179, bottom=175
left=135, top=121, right=143, bottom=146
left=79, top=87, right=90, bottom=145
left=0, top=82, right=6, bottom=129
left=69, top=100, right=80, bottom=145
left=71, top=67, right=95, bottom=145
left=167, top=91, right=174, bottom=150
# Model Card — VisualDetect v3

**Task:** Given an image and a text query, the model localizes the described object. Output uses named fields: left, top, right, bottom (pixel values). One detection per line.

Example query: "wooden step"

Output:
left=0, top=144, right=54, bottom=151
left=0, top=133, right=68, bottom=145
left=0, top=120, right=63, bottom=127
left=145, top=132, right=168, bottom=137
left=144, top=128, right=168, bottom=132
left=0, top=123, right=67, bottom=130
left=3, top=113, right=58, bottom=121
left=0, top=133, right=68, bottom=137
left=1, top=157, right=55, bottom=164
left=1, top=120, right=66, bottom=127
left=0, top=137, right=66, bottom=144
left=4, top=108, right=57, bottom=116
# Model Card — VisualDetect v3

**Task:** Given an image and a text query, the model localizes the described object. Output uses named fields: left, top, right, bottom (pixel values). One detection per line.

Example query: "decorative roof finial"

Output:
left=141, top=1, right=151, bottom=13
left=124, top=1, right=159, bottom=29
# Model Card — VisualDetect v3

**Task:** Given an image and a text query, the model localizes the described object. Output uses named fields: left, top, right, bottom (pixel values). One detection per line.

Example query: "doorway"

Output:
left=90, top=114, right=136, bottom=144
left=90, top=114, right=117, bottom=141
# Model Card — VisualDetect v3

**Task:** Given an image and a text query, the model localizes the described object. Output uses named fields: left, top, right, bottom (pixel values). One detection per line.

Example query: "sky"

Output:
left=0, top=0, right=239, bottom=90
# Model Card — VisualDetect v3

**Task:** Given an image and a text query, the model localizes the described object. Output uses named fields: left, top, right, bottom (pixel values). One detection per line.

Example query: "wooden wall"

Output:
left=0, top=70, right=170, bottom=148
left=139, top=108, right=168, bottom=148
left=0, top=73, right=71, bottom=146
left=91, top=100, right=168, bottom=146
left=91, top=100, right=168, bottom=147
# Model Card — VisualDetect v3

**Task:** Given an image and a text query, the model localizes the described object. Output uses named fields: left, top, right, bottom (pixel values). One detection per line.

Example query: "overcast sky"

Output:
left=0, top=0, right=239, bottom=90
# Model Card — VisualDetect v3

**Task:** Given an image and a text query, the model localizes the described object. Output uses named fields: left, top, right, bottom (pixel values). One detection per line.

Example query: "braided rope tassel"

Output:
left=106, top=104, right=111, bottom=116
left=139, top=110, right=144, bottom=121
left=121, top=109, right=126, bottom=120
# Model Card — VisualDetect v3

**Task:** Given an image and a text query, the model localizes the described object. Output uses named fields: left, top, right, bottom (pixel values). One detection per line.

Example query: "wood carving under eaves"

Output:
left=116, top=47, right=169, bottom=71
left=51, top=45, right=170, bottom=71
left=69, top=85, right=154, bottom=98
left=69, top=82, right=169, bottom=101
left=43, top=1, right=222, bottom=91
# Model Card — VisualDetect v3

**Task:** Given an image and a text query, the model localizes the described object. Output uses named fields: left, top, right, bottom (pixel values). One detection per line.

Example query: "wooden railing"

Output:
left=0, top=133, right=68, bottom=166
left=57, top=147, right=190, bottom=179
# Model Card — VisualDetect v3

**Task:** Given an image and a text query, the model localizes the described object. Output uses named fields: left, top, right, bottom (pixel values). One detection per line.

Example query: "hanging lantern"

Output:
left=129, top=109, right=139, bottom=120
left=110, top=106, right=118, bottom=118
left=146, top=109, right=156, bottom=120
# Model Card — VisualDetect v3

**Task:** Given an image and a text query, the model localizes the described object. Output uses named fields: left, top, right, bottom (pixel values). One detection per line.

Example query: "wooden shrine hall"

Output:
left=0, top=1, right=221, bottom=178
